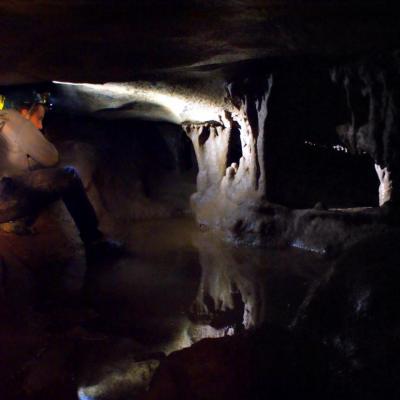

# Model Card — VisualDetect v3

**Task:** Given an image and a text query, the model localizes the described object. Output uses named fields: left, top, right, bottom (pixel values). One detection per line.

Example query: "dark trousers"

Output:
left=0, top=166, right=102, bottom=243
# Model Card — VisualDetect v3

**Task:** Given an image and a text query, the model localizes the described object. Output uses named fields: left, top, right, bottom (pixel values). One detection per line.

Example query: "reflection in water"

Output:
left=0, top=217, right=328, bottom=399
left=190, top=231, right=266, bottom=331
left=75, top=218, right=328, bottom=399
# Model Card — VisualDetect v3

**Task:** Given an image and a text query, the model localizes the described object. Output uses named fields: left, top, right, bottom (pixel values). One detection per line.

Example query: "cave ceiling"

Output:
left=1, top=1, right=399, bottom=122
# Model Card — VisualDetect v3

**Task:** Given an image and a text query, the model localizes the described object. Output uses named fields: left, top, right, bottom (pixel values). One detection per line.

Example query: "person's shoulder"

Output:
left=0, top=109, right=32, bottom=137
left=0, top=110, right=8, bottom=131
left=1, top=109, right=28, bottom=130
left=3, top=109, right=19, bottom=119
left=0, top=109, right=19, bottom=122
left=0, top=110, right=9, bottom=119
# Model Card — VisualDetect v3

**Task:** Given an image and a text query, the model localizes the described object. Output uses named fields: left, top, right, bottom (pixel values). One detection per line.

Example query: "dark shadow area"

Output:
left=265, top=61, right=378, bottom=208
left=226, top=122, right=243, bottom=168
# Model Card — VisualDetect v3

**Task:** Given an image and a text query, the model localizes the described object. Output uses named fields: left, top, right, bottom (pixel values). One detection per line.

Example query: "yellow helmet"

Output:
left=0, top=95, right=5, bottom=111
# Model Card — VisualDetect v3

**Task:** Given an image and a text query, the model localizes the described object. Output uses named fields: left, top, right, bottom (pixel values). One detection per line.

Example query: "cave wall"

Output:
left=44, top=114, right=196, bottom=231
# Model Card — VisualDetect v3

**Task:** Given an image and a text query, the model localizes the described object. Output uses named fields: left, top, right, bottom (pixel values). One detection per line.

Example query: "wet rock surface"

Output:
left=141, top=325, right=328, bottom=400
left=292, top=231, right=400, bottom=399
left=226, top=202, right=399, bottom=255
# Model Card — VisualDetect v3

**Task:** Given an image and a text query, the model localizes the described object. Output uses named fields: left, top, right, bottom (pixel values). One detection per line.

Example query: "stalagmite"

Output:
left=375, top=164, right=393, bottom=206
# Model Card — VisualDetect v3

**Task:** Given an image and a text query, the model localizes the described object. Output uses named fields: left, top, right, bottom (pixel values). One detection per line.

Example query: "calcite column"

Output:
left=222, top=78, right=271, bottom=199
left=183, top=76, right=273, bottom=227
left=374, top=164, right=394, bottom=206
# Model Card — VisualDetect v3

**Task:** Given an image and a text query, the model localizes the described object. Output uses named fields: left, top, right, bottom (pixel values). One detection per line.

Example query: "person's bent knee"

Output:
left=60, top=166, right=81, bottom=181
left=57, top=166, right=84, bottom=191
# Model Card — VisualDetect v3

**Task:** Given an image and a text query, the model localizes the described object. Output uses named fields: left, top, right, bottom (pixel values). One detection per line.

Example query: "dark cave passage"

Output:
left=2, top=3, right=400, bottom=400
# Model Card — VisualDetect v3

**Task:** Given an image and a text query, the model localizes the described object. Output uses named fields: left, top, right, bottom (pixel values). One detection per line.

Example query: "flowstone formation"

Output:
left=183, top=76, right=275, bottom=242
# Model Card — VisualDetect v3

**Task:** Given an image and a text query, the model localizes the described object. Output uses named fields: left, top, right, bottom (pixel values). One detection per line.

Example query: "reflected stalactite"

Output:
left=188, top=232, right=266, bottom=332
